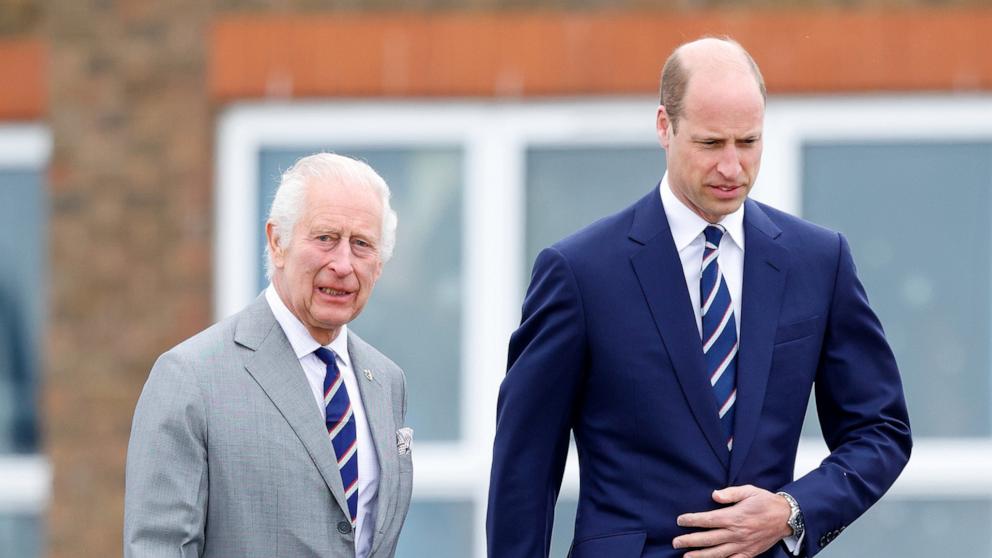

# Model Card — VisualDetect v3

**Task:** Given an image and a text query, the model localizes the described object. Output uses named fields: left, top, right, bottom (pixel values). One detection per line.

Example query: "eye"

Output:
left=317, top=235, right=331, bottom=242
left=351, top=237, right=379, bottom=257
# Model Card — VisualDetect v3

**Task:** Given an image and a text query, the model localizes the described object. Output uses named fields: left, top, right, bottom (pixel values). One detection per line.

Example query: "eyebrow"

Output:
left=691, top=133, right=762, bottom=142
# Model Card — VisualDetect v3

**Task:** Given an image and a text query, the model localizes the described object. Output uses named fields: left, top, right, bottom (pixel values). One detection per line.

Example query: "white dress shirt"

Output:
left=265, top=285, right=380, bottom=558
left=659, top=174, right=744, bottom=337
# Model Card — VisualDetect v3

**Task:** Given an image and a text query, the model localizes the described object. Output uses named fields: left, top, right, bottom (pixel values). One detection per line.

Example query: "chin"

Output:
left=307, top=306, right=344, bottom=324
left=715, top=197, right=746, bottom=212
left=319, top=311, right=350, bottom=325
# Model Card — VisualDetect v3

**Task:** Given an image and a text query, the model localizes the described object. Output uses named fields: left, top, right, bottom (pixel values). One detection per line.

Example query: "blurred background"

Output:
left=2, top=0, right=992, bottom=556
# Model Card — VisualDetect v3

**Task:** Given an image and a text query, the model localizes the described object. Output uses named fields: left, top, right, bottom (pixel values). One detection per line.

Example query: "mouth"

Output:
left=708, top=184, right=747, bottom=200
left=710, top=184, right=742, bottom=192
left=317, top=287, right=353, bottom=297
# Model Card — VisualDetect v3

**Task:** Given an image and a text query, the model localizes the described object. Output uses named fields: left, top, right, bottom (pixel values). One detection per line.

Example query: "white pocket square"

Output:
left=396, top=427, right=414, bottom=455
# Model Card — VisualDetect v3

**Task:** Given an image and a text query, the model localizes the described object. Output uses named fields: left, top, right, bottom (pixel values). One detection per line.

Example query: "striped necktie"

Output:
left=701, top=225, right=738, bottom=452
left=314, top=347, right=359, bottom=525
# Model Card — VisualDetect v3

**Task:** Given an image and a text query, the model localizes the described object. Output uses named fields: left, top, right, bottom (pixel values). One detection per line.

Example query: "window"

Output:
left=217, top=96, right=992, bottom=557
left=525, top=145, right=664, bottom=266
left=803, top=141, right=991, bottom=438
left=0, top=124, right=51, bottom=556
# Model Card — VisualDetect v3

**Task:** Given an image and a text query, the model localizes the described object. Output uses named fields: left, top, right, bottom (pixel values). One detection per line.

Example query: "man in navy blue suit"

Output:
left=487, top=37, right=911, bottom=558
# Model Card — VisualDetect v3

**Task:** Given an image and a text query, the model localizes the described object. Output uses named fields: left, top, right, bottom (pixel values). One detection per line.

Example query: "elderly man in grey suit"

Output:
left=125, top=153, right=413, bottom=557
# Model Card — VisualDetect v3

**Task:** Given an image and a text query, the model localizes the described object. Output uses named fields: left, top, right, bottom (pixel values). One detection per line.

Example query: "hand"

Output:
left=671, top=485, right=792, bottom=558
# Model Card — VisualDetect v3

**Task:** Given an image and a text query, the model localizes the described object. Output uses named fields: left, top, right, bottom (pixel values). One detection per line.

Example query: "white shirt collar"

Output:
left=265, top=284, right=352, bottom=370
left=659, top=173, right=745, bottom=252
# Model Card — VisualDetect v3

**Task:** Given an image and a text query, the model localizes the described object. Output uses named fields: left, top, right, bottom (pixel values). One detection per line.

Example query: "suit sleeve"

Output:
left=780, top=233, right=912, bottom=556
left=124, top=350, right=209, bottom=558
left=487, top=248, right=587, bottom=558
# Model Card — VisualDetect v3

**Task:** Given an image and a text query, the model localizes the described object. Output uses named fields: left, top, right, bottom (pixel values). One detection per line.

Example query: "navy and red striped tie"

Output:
left=314, top=347, right=359, bottom=525
left=701, top=225, right=738, bottom=452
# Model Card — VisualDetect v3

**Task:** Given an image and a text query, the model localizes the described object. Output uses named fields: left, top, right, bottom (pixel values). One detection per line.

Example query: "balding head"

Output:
left=659, top=37, right=766, bottom=133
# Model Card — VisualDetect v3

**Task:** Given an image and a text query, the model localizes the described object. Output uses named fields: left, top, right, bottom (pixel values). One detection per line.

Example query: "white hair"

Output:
left=264, top=152, right=398, bottom=280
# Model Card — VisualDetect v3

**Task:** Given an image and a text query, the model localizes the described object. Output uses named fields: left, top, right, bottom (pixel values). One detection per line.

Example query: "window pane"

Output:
left=526, top=146, right=665, bottom=269
left=259, top=148, right=464, bottom=441
left=396, top=500, right=474, bottom=558
left=817, top=498, right=991, bottom=556
left=802, top=142, right=992, bottom=438
left=0, top=169, right=43, bottom=454
left=0, top=512, right=42, bottom=556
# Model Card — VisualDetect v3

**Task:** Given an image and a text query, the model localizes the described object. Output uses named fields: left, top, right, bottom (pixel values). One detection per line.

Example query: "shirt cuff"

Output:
left=782, top=527, right=805, bottom=556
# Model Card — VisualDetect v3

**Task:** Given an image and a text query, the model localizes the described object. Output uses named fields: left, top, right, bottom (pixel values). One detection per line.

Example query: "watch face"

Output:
left=791, top=513, right=805, bottom=536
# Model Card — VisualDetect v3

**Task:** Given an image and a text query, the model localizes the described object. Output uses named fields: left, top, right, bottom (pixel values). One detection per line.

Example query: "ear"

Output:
left=265, top=221, right=286, bottom=269
left=656, top=105, right=673, bottom=150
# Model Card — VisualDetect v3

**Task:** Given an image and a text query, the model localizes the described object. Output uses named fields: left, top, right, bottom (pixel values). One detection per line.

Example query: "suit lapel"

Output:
left=348, top=334, right=396, bottom=556
left=628, top=189, right=729, bottom=469
left=728, top=200, right=789, bottom=483
left=234, top=296, right=352, bottom=520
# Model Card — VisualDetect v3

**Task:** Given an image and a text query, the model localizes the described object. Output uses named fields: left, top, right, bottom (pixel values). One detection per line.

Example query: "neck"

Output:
left=308, top=326, right=340, bottom=347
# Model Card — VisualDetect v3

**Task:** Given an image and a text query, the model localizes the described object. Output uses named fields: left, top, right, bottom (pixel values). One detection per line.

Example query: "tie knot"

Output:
left=314, top=347, right=337, bottom=366
left=704, top=225, right=726, bottom=247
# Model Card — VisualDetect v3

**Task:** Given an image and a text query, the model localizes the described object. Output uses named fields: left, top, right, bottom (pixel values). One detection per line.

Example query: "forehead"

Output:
left=682, top=69, right=765, bottom=132
left=299, top=179, right=383, bottom=232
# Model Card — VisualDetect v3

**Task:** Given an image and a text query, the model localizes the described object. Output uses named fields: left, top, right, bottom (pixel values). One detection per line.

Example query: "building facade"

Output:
left=2, top=1, right=992, bottom=556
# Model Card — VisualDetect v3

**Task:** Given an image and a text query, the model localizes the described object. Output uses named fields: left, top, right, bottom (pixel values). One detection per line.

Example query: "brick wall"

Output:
left=0, top=0, right=41, bottom=36
left=46, top=2, right=212, bottom=556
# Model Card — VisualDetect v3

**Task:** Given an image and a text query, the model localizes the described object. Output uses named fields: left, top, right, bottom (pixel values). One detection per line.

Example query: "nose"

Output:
left=716, top=144, right=743, bottom=180
left=326, top=239, right=354, bottom=276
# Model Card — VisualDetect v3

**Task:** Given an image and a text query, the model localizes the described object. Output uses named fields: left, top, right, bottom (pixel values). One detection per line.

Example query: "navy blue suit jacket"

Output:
left=487, top=188, right=911, bottom=557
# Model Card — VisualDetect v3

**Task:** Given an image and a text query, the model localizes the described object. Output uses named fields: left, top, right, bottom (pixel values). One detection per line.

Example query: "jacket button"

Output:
left=337, top=521, right=352, bottom=534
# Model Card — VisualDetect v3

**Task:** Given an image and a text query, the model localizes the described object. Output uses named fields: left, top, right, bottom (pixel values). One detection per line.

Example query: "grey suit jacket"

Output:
left=124, top=295, right=413, bottom=557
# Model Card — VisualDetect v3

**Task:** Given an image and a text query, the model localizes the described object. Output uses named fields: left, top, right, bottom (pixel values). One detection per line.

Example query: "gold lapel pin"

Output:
left=364, top=369, right=374, bottom=381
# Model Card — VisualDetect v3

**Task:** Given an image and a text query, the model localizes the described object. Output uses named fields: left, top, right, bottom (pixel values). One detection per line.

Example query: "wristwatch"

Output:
left=777, top=491, right=805, bottom=539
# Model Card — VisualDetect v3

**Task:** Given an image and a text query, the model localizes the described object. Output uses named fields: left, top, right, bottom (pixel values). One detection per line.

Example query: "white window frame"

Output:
left=216, top=96, right=992, bottom=557
left=0, top=123, right=52, bottom=517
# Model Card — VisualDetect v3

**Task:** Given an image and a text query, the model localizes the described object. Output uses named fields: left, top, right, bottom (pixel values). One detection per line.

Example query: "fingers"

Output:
left=678, top=485, right=758, bottom=528
left=672, top=527, right=733, bottom=550
left=677, top=508, right=733, bottom=530
left=680, top=542, right=740, bottom=558
left=712, top=484, right=757, bottom=504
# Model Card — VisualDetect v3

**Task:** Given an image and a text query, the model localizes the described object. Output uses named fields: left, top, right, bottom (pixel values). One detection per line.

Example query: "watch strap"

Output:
left=777, top=491, right=805, bottom=539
